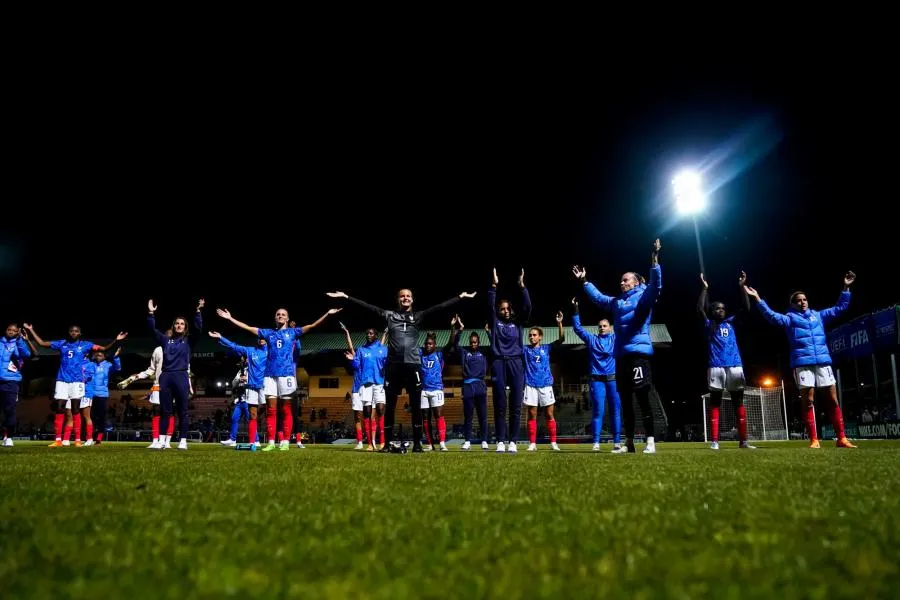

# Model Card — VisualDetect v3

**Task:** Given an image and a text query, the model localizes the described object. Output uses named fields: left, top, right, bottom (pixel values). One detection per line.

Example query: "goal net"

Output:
left=701, top=385, right=788, bottom=442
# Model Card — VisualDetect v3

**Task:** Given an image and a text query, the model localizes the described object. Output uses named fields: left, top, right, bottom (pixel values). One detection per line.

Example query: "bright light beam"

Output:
left=672, top=169, right=707, bottom=273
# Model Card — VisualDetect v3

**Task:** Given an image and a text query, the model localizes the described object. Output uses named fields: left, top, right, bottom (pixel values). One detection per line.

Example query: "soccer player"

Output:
left=119, top=343, right=175, bottom=448
left=489, top=268, right=532, bottom=453
left=82, top=347, right=122, bottom=445
left=523, top=313, right=565, bottom=451
left=698, top=272, right=755, bottom=450
left=420, top=331, right=448, bottom=451
left=571, top=299, right=625, bottom=453
left=575, top=238, right=662, bottom=453
left=1, top=324, right=33, bottom=447
left=355, top=326, right=389, bottom=450
left=216, top=306, right=341, bottom=451
left=447, top=315, right=490, bottom=451
left=23, top=323, right=125, bottom=447
left=326, top=288, right=476, bottom=452
left=341, top=323, right=370, bottom=450
left=210, top=331, right=267, bottom=449
left=148, top=298, right=204, bottom=450
left=744, top=271, right=858, bottom=449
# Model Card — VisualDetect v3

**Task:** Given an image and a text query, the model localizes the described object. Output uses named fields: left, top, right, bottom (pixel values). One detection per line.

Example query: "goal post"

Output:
left=701, top=384, right=789, bottom=442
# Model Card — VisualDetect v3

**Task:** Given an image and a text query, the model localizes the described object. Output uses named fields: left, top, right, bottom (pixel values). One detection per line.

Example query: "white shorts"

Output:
left=794, top=365, right=836, bottom=389
left=351, top=392, right=363, bottom=412
left=421, top=389, right=445, bottom=409
left=244, top=388, right=265, bottom=405
left=263, top=376, right=296, bottom=399
left=360, top=383, right=385, bottom=406
left=708, top=366, right=745, bottom=392
left=54, top=381, right=85, bottom=401
left=523, top=385, right=556, bottom=407
left=79, top=397, right=93, bottom=409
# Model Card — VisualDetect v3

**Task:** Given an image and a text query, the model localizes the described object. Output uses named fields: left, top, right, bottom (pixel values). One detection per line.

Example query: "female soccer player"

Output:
left=326, top=288, right=476, bottom=452
left=211, top=331, right=267, bottom=449
left=523, top=312, right=565, bottom=451
left=447, top=315, right=490, bottom=451
left=352, top=327, right=389, bottom=450
left=23, top=323, right=125, bottom=446
left=1, top=324, right=34, bottom=447
left=420, top=331, right=448, bottom=451
left=489, top=268, right=532, bottom=453
left=572, top=299, right=624, bottom=453
left=216, top=306, right=341, bottom=451
left=148, top=298, right=204, bottom=450
left=82, top=347, right=123, bottom=445
left=744, top=271, right=857, bottom=449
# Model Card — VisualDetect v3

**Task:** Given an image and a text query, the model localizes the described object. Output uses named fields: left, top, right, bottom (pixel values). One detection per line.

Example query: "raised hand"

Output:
left=344, top=350, right=355, bottom=361
left=459, top=291, right=477, bottom=299
left=700, top=273, right=708, bottom=289
left=738, top=271, right=747, bottom=286
left=216, top=308, right=232, bottom=320
left=339, top=321, right=348, bottom=332
left=744, top=286, right=759, bottom=300
left=652, top=238, right=662, bottom=253
left=572, top=265, right=586, bottom=281
left=197, top=298, right=205, bottom=311
left=556, top=311, right=563, bottom=323
left=518, top=268, right=525, bottom=288
left=492, top=268, right=498, bottom=287
left=114, top=346, right=122, bottom=357
left=148, top=299, right=157, bottom=313
left=208, top=331, right=222, bottom=339
left=23, top=323, right=33, bottom=331
left=326, top=291, right=348, bottom=299
left=571, top=297, right=579, bottom=311
left=116, top=332, right=128, bottom=341
left=327, top=308, right=343, bottom=315
left=844, top=271, right=857, bottom=287
left=289, top=320, right=297, bottom=328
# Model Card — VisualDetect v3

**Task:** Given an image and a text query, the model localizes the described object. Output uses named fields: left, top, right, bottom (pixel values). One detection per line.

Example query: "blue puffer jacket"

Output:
left=756, top=291, right=850, bottom=367
left=583, top=264, right=661, bottom=357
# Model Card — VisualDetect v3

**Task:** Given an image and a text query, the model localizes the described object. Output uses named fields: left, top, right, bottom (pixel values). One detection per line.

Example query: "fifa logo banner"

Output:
left=827, top=316, right=876, bottom=362
left=873, top=306, right=898, bottom=352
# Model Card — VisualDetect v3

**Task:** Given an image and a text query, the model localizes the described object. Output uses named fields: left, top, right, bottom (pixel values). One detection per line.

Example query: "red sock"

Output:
left=437, top=416, right=446, bottom=443
left=423, top=420, right=432, bottom=445
left=73, top=414, right=82, bottom=441
left=528, top=419, right=537, bottom=444
left=378, top=415, right=385, bottom=442
left=737, top=405, right=747, bottom=442
left=356, top=423, right=363, bottom=443
left=63, top=423, right=73, bottom=442
left=248, top=418, right=258, bottom=445
left=281, top=404, right=293, bottom=443
left=711, top=405, right=720, bottom=442
left=151, top=415, right=160, bottom=440
left=54, top=413, right=64, bottom=440
left=806, top=404, right=817, bottom=441
left=831, top=403, right=846, bottom=439
left=548, top=419, right=557, bottom=443
left=97, top=433, right=104, bottom=442
left=266, top=404, right=277, bottom=442
left=363, top=419, right=371, bottom=444
left=167, top=418, right=175, bottom=436
left=86, top=422, right=93, bottom=441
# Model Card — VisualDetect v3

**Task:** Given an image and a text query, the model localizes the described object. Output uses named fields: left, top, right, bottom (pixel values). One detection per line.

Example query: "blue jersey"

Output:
left=420, top=349, right=444, bottom=392
left=218, top=336, right=267, bottom=389
left=149, top=313, right=202, bottom=372
left=524, top=343, right=554, bottom=388
left=84, top=358, right=121, bottom=398
left=572, top=314, right=616, bottom=376
left=705, top=316, right=742, bottom=368
left=49, top=339, right=97, bottom=383
left=349, top=353, right=363, bottom=393
left=0, top=336, right=31, bottom=383
left=358, top=341, right=387, bottom=385
left=258, top=327, right=303, bottom=377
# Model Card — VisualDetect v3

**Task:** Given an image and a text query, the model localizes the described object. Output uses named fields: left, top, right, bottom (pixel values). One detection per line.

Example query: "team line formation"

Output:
left=0, top=239, right=859, bottom=453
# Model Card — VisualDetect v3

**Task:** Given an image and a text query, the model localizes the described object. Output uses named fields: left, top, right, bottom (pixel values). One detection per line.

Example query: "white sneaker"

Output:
left=508, top=441, right=518, bottom=454
left=496, top=441, right=506, bottom=453
left=439, top=441, right=448, bottom=452
left=461, top=441, right=471, bottom=451
left=740, top=441, right=757, bottom=449
left=178, top=438, right=188, bottom=450
left=643, top=436, right=656, bottom=454
left=354, top=442, right=364, bottom=450
left=710, top=441, right=720, bottom=450
left=3, top=437, right=13, bottom=447
left=83, top=439, right=94, bottom=447
left=527, top=443, right=537, bottom=452
left=550, top=442, right=561, bottom=451
left=611, top=444, right=627, bottom=454
left=481, top=441, right=489, bottom=451
left=62, top=440, right=71, bottom=446
left=221, top=439, right=237, bottom=446
left=296, top=442, right=305, bottom=448
left=592, top=442, right=600, bottom=451
left=422, top=444, right=432, bottom=451
left=279, top=440, right=290, bottom=451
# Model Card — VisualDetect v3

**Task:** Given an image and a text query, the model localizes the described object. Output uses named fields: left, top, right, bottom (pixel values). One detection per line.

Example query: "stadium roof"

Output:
left=30, top=324, right=672, bottom=358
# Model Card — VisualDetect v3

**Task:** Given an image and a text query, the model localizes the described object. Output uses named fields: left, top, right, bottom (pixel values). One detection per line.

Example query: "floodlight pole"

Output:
left=692, top=215, right=706, bottom=274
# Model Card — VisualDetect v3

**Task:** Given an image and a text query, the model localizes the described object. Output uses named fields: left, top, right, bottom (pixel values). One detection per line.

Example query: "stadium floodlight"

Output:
left=672, top=168, right=707, bottom=272
left=761, top=377, right=775, bottom=387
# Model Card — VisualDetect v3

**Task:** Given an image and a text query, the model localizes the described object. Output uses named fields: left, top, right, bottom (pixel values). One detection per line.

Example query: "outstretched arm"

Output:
left=327, top=291, right=389, bottom=320
left=216, top=308, right=259, bottom=336
left=300, top=308, right=342, bottom=334
left=518, top=269, right=533, bottom=322
left=340, top=321, right=354, bottom=352
left=697, top=274, right=709, bottom=321
left=636, top=239, right=663, bottom=312
left=21, top=324, right=51, bottom=348
left=571, top=299, right=593, bottom=344
left=418, top=292, right=475, bottom=322
left=744, top=286, right=790, bottom=328
left=573, top=265, right=616, bottom=308
left=554, top=311, right=565, bottom=344
left=97, top=332, right=128, bottom=353
left=16, top=332, right=34, bottom=358
left=820, top=271, right=855, bottom=325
